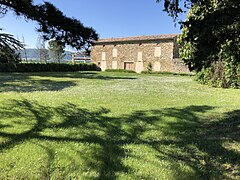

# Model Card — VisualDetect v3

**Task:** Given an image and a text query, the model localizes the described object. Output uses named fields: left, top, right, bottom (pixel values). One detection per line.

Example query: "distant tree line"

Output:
left=35, top=38, right=66, bottom=63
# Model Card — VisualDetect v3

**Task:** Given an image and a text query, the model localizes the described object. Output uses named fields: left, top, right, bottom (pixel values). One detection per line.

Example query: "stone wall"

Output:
left=91, top=36, right=189, bottom=73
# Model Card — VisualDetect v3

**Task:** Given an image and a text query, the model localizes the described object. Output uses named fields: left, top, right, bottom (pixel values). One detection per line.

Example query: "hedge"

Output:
left=141, top=71, right=195, bottom=76
left=0, top=63, right=101, bottom=72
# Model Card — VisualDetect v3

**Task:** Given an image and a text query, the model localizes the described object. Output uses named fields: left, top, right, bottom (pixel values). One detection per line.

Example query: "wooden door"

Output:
left=124, top=62, right=134, bottom=71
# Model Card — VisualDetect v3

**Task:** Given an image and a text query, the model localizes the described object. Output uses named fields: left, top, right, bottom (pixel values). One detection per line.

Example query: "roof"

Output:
left=94, top=34, right=178, bottom=44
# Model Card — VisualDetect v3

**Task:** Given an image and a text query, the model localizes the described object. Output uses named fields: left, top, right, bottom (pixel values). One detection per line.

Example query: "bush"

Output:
left=147, top=62, right=153, bottom=72
left=196, top=61, right=240, bottom=88
left=141, top=71, right=194, bottom=76
left=0, top=63, right=100, bottom=73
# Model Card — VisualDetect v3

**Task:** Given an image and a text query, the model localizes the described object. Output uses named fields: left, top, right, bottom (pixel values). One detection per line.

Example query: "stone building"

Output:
left=91, top=34, right=189, bottom=73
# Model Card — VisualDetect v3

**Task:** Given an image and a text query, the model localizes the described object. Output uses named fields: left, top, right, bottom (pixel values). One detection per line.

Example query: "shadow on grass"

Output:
left=0, top=99, right=239, bottom=179
left=0, top=74, right=77, bottom=92
left=36, top=71, right=137, bottom=80
left=0, top=72, right=136, bottom=92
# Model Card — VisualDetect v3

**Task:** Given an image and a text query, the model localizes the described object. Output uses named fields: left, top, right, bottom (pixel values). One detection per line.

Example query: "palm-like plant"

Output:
left=0, top=28, right=24, bottom=63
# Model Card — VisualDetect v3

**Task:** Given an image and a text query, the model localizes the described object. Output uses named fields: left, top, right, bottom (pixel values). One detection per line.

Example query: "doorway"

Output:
left=124, top=62, right=134, bottom=71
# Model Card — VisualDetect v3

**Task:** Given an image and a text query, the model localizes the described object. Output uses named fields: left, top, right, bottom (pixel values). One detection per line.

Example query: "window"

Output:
left=137, top=52, right=142, bottom=61
left=102, top=52, right=106, bottom=60
left=154, top=47, right=161, bottom=57
left=113, top=48, right=118, bottom=57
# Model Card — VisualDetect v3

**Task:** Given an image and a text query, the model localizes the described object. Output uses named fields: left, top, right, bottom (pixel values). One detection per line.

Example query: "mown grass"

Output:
left=0, top=71, right=239, bottom=179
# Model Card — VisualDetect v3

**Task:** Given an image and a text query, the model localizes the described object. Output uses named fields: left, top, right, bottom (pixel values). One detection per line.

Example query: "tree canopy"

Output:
left=156, top=0, right=202, bottom=20
left=178, top=0, right=239, bottom=69
left=177, top=0, right=240, bottom=87
left=0, top=0, right=98, bottom=51
left=157, top=0, right=240, bottom=88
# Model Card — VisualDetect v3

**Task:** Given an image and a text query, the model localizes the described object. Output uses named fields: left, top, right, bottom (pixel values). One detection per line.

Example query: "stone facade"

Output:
left=91, top=34, right=189, bottom=73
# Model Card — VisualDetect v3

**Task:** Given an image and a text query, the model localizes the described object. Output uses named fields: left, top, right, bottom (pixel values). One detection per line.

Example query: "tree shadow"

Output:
left=0, top=73, right=77, bottom=92
left=18, top=72, right=137, bottom=80
left=149, top=107, right=240, bottom=179
left=0, top=72, right=137, bottom=92
left=0, top=100, right=239, bottom=179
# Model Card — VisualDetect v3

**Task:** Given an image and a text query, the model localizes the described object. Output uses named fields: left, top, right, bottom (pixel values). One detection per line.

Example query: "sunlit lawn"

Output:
left=0, top=71, right=239, bottom=179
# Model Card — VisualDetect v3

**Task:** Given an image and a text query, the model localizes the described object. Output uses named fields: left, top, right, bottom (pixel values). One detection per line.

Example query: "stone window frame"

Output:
left=102, top=52, right=106, bottom=61
left=112, top=48, right=118, bottom=58
left=137, top=52, right=143, bottom=62
left=154, top=47, right=162, bottom=57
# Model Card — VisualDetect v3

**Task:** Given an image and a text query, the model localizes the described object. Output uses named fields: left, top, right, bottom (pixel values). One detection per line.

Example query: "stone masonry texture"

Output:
left=91, top=34, right=189, bottom=73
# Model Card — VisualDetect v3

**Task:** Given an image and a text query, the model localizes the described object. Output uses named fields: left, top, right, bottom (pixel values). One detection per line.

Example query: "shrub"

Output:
left=147, top=62, right=153, bottom=72
left=141, top=71, right=194, bottom=76
left=196, top=61, right=240, bottom=88
left=0, top=63, right=100, bottom=73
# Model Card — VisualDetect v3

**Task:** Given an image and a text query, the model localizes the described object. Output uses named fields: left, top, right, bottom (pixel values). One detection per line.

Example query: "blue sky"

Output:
left=0, top=0, right=186, bottom=49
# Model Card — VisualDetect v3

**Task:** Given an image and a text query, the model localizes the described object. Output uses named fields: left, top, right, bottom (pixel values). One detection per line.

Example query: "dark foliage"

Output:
left=179, top=0, right=240, bottom=71
left=141, top=70, right=194, bottom=76
left=0, top=63, right=100, bottom=73
left=156, top=0, right=202, bottom=20
left=0, top=29, right=23, bottom=63
left=177, top=0, right=240, bottom=88
left=0, top=47, right=21, bottom=63
left=156, top=0, right=240, bottom=88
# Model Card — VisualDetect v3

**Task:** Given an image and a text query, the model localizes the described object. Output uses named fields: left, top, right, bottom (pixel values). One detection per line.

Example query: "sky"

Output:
left=0, top=0, right=186, bottom=49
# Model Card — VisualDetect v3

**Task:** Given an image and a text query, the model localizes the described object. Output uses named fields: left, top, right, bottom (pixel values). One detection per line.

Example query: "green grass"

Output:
left=0, top=71, right=239, bottom=179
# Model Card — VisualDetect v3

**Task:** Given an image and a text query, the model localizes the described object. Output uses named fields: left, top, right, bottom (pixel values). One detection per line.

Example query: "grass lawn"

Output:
left=0, top=71, right=239, bottom=179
